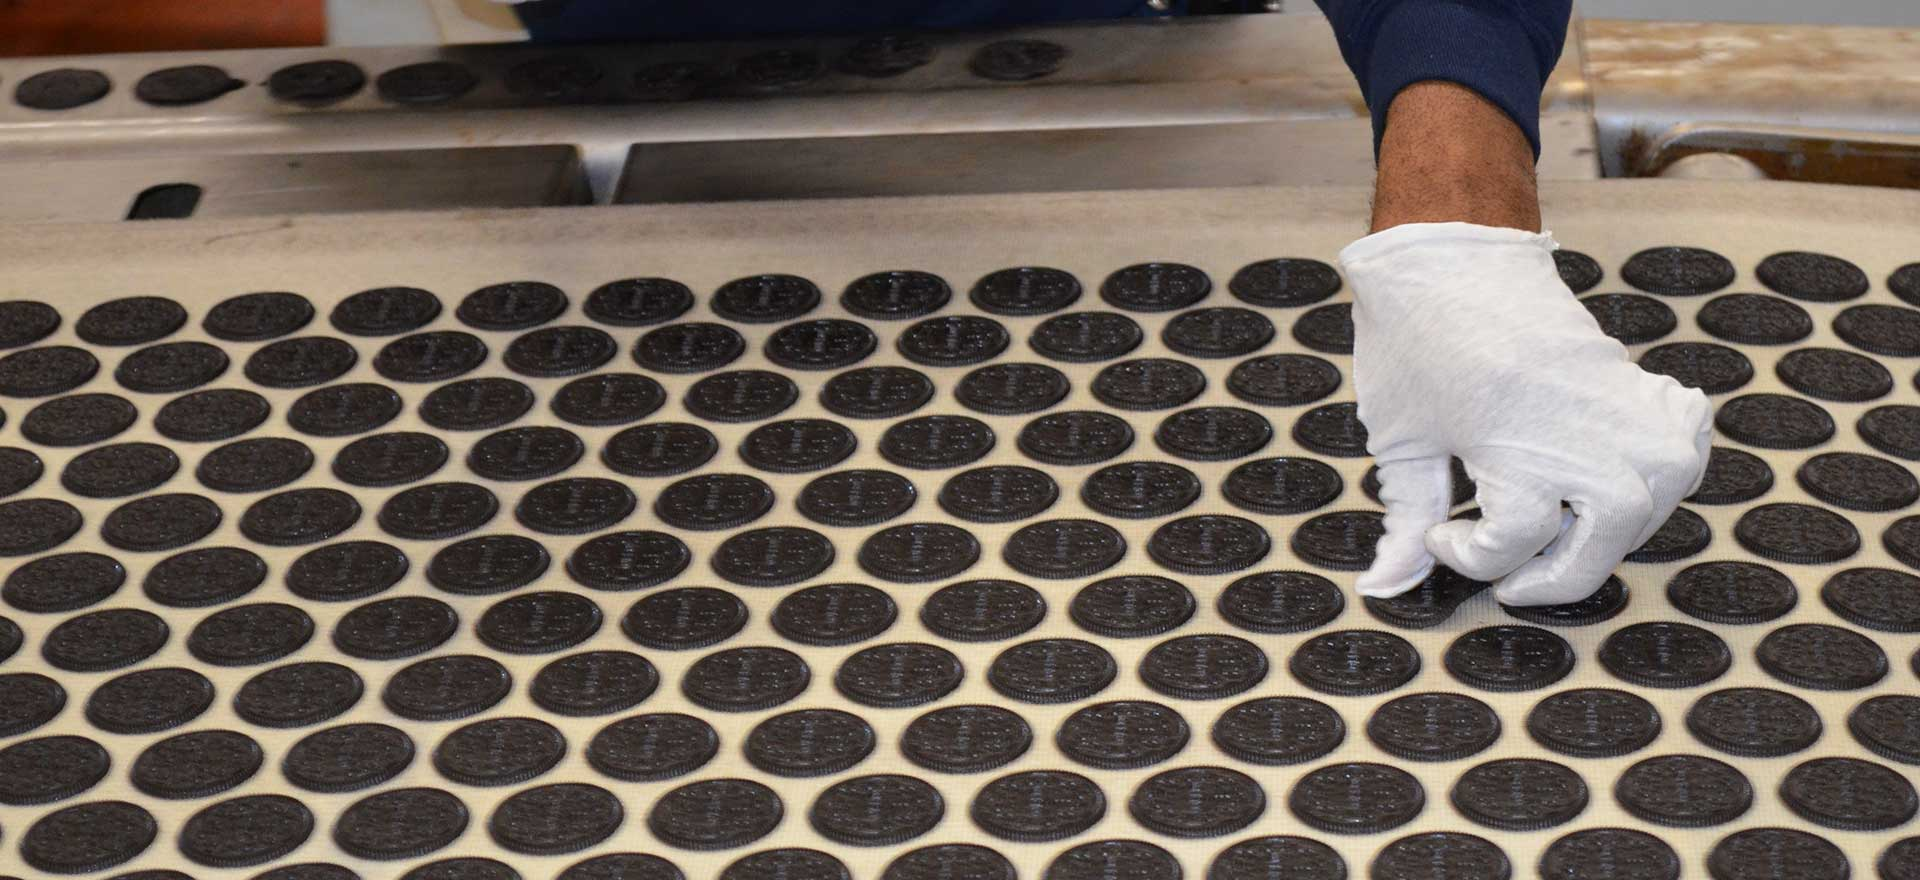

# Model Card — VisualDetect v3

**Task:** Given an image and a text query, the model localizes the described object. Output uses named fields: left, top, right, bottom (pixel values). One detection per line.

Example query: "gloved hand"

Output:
left=1341, top=222, right=1713, bottom=606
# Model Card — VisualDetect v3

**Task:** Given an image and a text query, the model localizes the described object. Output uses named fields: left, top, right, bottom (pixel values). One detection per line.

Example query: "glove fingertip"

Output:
left=1356, top=557, right=1433, bottom=599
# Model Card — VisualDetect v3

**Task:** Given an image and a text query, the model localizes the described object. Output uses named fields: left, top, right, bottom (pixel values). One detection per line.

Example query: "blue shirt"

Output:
left=514, top=0, right=1571, bottom=156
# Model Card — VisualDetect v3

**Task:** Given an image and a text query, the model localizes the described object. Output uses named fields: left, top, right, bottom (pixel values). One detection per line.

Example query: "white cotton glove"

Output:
left=1341, top=222, right=1713, bottom=606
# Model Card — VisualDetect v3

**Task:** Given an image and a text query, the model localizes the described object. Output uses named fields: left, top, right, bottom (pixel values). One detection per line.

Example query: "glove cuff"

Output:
left=1339, top=221, right=1557, bottom=268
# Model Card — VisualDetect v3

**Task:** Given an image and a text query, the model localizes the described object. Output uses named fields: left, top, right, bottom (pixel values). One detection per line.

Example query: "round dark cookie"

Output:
left=858, top=522, right=980, bottom=583
left=841, top=270, right=949, bottom=318
left=1101, top=262, right=1211, bottom=311
left=732, top=48, right=824, bottom=91
left=328, top=432, right=445, bottom=488
left=505, top=54, right=604, bottom=102
left=1068, top=575, right=1194, bottom=638
left=239, top=486, right=361, bottom=545
left=330, top=286, right=440, bottom=336
left=1537, top=828, right=1679, bottom=880
left=503, top=325, right=615, bottom=377
left=582, top=278, right=692, bottom=327
left=1777, top=345, right=1893, bottom=401
left=0, top=345, right=97, bottom=397
left=1051, top=700, right=1190, bottom=771
left=819, top=366, right=934, bottom=419
left=901, top=704, right=1033, bottom=774
left=61, top=441, right=178, bottom=497
left=0, top=445, right=44, bottom=498
left=1146, top=514, right=1270, bottom=576
left=1046, top=841, right=1182, bottom=880
left=709, top=526, right=834, bottom=587
left=1688, top=446, right=1774, bottom=504
left=585, top=713, right=718, bottom=782
left=1713, top=393, right=1834, bottom=449
left=1129, top=766, right=1266, bottom=838
left=477, top=590, right=602, bottom=655
left=232, top=661, right=363, bottom=728
left=374, top=60, right=477, bottom=104
left=0, top=671, right=66, bottom=737
left=1824, top=566, right=1920, bottom=632
left=737, top=419, right=855, bottom=473
left=1291, top=509, right=1387, bottom=572
left=548, top=373, right=665, bottom=427
left=720, top=849, right=845, bottom=880
left=197, top=437, right=313, bottom=493
left=513, top=476, right=634, bottom=534
left=145, top=546, right=265, bottom=607
left=0, top=735, right=110, bottom=806
left=85, top=666, right=213, bottom=734
left=808, top=774, right=944, bottom=846
left=834, top=641, right=964, bottom=708
left=602, top=422, right=718, bottom=477
left=1889, top=515, right=1920, bottom=570
left=1291, top=302, right=1354, bottom=355
left=1028, top=311, right=1143, bottom=362
left=332, top=786, right=469, bottom=860
left=1212, top=696, right=1345, bottom=767
left=1366, top=692, right=1500, bottom=762
left=0, top=496, right=82, bottom=556
left=115, top=341, right=228, bottom=393
left=402, top=858, right=517, bottom=880
left=1288, top=762, right=1424, bottom=834
left=797, top=469, right=917, bottom=526
left=896, top=315, right=1011, bottom=367
left=1597, top=621, right=1730, bottom=688
left=1798, top=450, right=1918, bottom=511
left=381, top=653, right=512, bottom=721
left=969, top=38, right=1069, bottom=81
left=938, top=465, right=1057, bottom=523
left=745, top=709, right=875, bottom=777
left=528, top=650, right=657, bottom=717
left=988, top=638, right=1116, bottom=704
left=1223, top=457, right=1342, bottom=515
left=1758, top=250, right=1870, bottom=301
left=970, top=770, right=1106, bottom=842
left=1017, top=409, right=1133, bottom=465
left=100, top=491, right=220, bottom=553
left=919, top=579, right=1047, bottom=642
left=23, top=392, right=137, bottom=446
left=1706, top=829, right=1848, bottom=880
left=1860, top=404, right=1920, bottom=460
left=1080, top=460, right=1200, bottom=519
left=954, top=362, right=1069, bottom=415
left=647, top=778, right=784, bottom=850
left=18, top=801, right=157, bottom=874
left=1229, top=257, right=1341, bottom=307
left=285, top=383, right=400, bottom=437
left=771, top=582, right=896, bottom=646
left=177, top=794, right=314, bottom=868
left=1685, top=687, right=1821, bottom=758
left=1140, top=634, right=1268, bottom=703
left=424, top=534, right=546, bottom=596
left=186, top=602, right=314, bottom=666
left=333, top=596, right=458, bottom=660
left=1554, top=250, right=1604, bottom=293
left=433, top=716, right=565, bottom=786
left=1849, top=695, right=1920, bottom=764
left=1662, top=560, right=1795, bottom=625
left=1227, top=353, right=1342, bottom=407
left=1002, top=518, right=1126, bottom=579
left=1091, top=358, right=1207, bottom=410
left=884, top=845, right=1014, bottom=880
left=283, top=540, right=407, bottom=603
left=1833, top=302, right=1920, bottom=356
left=1614, top=754, right=1752, bottom=827
left=283, top=722, right=415, bottom=793
left=372, top=330, right=488, bottom=383
left=1625, top=507, right=1711, bottom=563
left=565, top=530, right=689, bottom=593
left=1695, top=292, right=1813, bottom=345
left=457, top=280, right=567, bottom=330
left=1733, top=502, right=1859, bottom=564
left=1449, top=758, right=1587, bottom=833
left=878, top=414, right=996, bottom=468
left=1501, top=574, right=1629, bottom=627
left=711, top=274, right=820, bottom=323
left=1292, top=402, right=1372, bottom=458
left=1445, top=625, right=1575, bottom=692
left=267, top=60, right=365, bottom=105
left=1157, top=405, right=1273, bottom=461
left=0, top=300, right=61, bottom=350
left=3, top=552, right=123, bottom=613
left=630, top=60, right=719, bottom=102
left=462, top=426, right=582, bottom=483
left=838, top=34, right=936, bottom=78
left=1620, top=246, right=1734, bottom=295
left=1217, top=570, right=1344, bottom=634
left=1525, top=688, right=1663, bottom=759
left=1756, top=622, right=1887, bottom=690
left=763, top=319, right=877, bottom=370
left=633, top=322, right=746, bottom=373
left=681, top=646, right=810, bottom=712
left=488, top=782, right=624, bottom=856
left=1371, top=833, right=1510, bottom=880
left=561, top=850, right=683, bottom=880
left=1289, top=629, right=1420, bottom=696
left=683, top=370, right=799, bottom=422
left=1636, top=341, right=1753, bottom=393
left=76, top=296, right=186, bottom=346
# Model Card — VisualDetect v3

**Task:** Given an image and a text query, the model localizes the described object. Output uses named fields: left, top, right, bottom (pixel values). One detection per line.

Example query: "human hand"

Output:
left=1342, top=222, right=1713, bottom=606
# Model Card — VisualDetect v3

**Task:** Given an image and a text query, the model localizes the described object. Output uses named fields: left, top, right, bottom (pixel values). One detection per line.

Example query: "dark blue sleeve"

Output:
left=1311, top=0, right=1572, bottom=158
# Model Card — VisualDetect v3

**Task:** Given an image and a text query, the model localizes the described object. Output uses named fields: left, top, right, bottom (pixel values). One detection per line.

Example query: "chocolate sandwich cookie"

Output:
left=970, top=770, right=1105, bottom=842
left=647, top=778, right=784, bottom=850
left=1695, top=292, right=1813, bottom=345
left=1625, top=508, right=1710, bottom=563
left=1223, top=457, right=1342, bottom=515
left=1292, top=302, right=1354, bottom=354
left=859, top=522, right=979, bottom=583
left=144, top=546, right=265, bottom=607
left=381, top=654, right=511, bottom=721
left=62, top=441, right=179, bottom=497
left=955, top=362, right=1069, bottom=414
left=268, top=60, right=365, bottom=105
left=333, top=596, right=457, bottom=660
left=1860, top=404, right=1920, bottom=460
left=19, top=801, right=156, bottom=874
left=129, top=729, right=261, bottom=800
left=1757, top=250, right=1869, bottom=301
left=988, top=638, right=1116, bottom=704
left=969, top=38, right=1068, bottom=81
left=739, top=419, right=856, bottom=473
left=23, top=392, right=137, bottom=446
left=286, top=383, right=399, bottom=437
left=721, top=849, right=846, bottom=880
left=1526, top=688, right=1661, bottom=758
left=332, top=787, right=469, bottom=860
left=1450, top=758, right=1587, bottom=831
left=1079, top=461, right=1200, bottom=519
left=1017, top=410, right=1133, bottom=465
left=712, top=274, right=819, bottom=323
left=4, top=552, right=122, bottom=613
left=1003, top=518, right=1126, bottom=579
left=682, top=646, right=809, bottom=712
left=1226, top=353, right=1342, bottom=407
left=710, top=526, right=834, bottom=587
left=0, top=496, right=81, bottom=556
left=1554, top=250, right=1604, bottom=293
left=1371, top=833, right=1510, bottom=880
left=1777, top=346, right=1892, bottom=401
left=115, top=341, right=228, bottom=393
left=1619, top=246, right=1734, bottom=295
left=77, top=296, right=185, bottom=346
left=1101, top=262, right=1211, bottom=311
left=896, top=315, right=1010, bottom=366
left=197, top=437, right=314, bottom=493
left=586, top=713, right=717, bottom=782
left=503, top=325, right=616, bottom=377
left=745, top=709, right=875, bottom=777
left=0, top=300, right=60, bottom=349
left=1367, top=692, right=1501, bottom=762
left=884, top=845, right=1014, bottom=880
left=374, top=61, right=477, bottom=104
left=602, top=422, right=718, bottom=477
left=1798, top=450, right=1919, bottom=511
left=1502, top=574, right=1629, bottom=627
left=878, top=414, right=995, bottom=468
left=1757, top=623, right=1887, bottom=690
left=819, top=366, right=934, bottom=419
left=1028, top=311, right=1142, bottom=362
left=373, top=330, right=488, bottom=383
left=1614, top=754, right=1751, bottom=827
left=1128, top=766, right=1265, bottom=838
left=1289, top=629, right=1420, bottom=696
left=901, top=704, right=1033, bottom=774
left=1706, top=829, right=1847, bottom=880
left=283, top=722, right=415, bottom=793
left=1445, top=625, right=1575, bottom=692
left=433, top=716, right=565, bottom=786
left=1292, top=510, right=1387, bottom=572
left=506, top=54, right=604, bottom=102
left=1823, top=567, right=1920, bottom=632
left=477, top=591, right=602, bottom=654
left=1091, top=358, right=1206, bottom=410
left=0, top=345, right=99, bottom=398
left=838, top=35, right=936, bottom=78
left=1688, top=446, right=1773, bottom=504
left=550, top=373, right=665, bottom=426
left=1229, top=257, right=1341, bottom=306
left=1055, top=700, right=1189, bottom=770
left=1537, top=828, right=1679, bottom=880
left=232, top=661, right=363, bottom=728
left=970, top=266, right=1081, bottom=314
left=489, top=783, right=624, bottom=856
left=1157, top=405, right=1273, bottom=460
left=1288, top=762, right=1424, bottom=834
left=1665, top=560, right=1797, bottom=625
left=835, top=642, right=963, bottom=708
left=1734, top=502, right=1859, bottom=564
left=1211, top=696, right=1345, bottom=766
left=939, top=465, right=1057, bottom=523
left=1163, top=307, right=1274, bottom=358
left=683, top=370, right=799, bottom=422
left=1685, top=687, right=1820, bottom=758
left=331, top=286, right=440, bottom=336
left=919, top=579, right=1046, bottom=642
left=633, top=322, right=745, bottom=373
left=1141, top=634, right=1269, bottom=699
left=41, top=607, right=167, bottom=672
left=458, top=280, right=567, bottom=330
left=0, top=445, right=42, bottom=498
left=1599, top=621, right=1730, bottom=688
left=809, top=775, right=943, bottom=846
left=1217, top=570, right=1344, bottom=634
left=1069, top=575, right=1194, bottom=638
left=178, top=794, right=314, bottom=867
left=0, top=671, right=65, bottom=736
left=332, top=432, right=448, bottom=488
left=797, top=469, right=917, bottom=526
left=514, top=476, right=634, bottom=534
left=0, top=734, right=110, bottom=806
left=429, top=534, right=547, bottom=595
left=1147, top=514, right=1271, bottom=575
left=771, top=582, right=896, bottom=646
left=283, top=540, right=406, bottom=603
left=733, top=49, right=824, bottom=91
left=764, top=319, right=877, bottom=370
left=239, top=487, right=361, bottom=545
left=529, top=650, right=657, bottom=717
left=187, top=602, right=313, bottom=666
left=1833, top=303, right=1920, bottom=356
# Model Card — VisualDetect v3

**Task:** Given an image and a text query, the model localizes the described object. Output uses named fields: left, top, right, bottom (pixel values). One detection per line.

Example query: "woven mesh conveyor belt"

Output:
left=0, top=180, right=1917, bottom=880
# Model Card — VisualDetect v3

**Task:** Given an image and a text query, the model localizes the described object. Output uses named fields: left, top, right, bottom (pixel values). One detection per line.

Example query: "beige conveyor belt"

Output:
left=0, top=180, right=1918, bottom=880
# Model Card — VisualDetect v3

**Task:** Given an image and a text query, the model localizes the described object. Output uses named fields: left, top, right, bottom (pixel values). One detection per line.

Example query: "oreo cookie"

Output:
left=1598, top=621, right=1730, bottom=688
left=721, top=850, right=846, bottom=880
left=1288, top=629, right=1420, bottom=696
left=42, top=607, right=167, bottom=671
left=178, top=794, right=315, bottom=868
left=1798, top=450, right=1918, bottom=511
left=374, top=61, right=477, bottom=104
left=1048, top=700, right=1190, bottom=770
left=1157, top=406, right=1273, bottom=460
left=548, top=373, right=664, bottom=427
left=711, top=274, right=820, bottom=323
left=62, top=441, right=179, bottom=497
left=969, top=39, right=1069, bottom=81
left=879, top=414, right=995, bottom=468
left=834, top=642, right=963, bottom=707
left=433, top=716, right=565, bottom=786
left=99, top=493, right=224, bottom=554
left=885, top=845, right=1013, bottom=880
left=740, top=419, right=856, bottom=473
left=333, top=596, right=457, bottom=660
left=1225, top=353, right=1342, bottom=407
left=416, top=379, right=535, bottom=435
left=1292, top=401, right=1369, bottom=456
left=648, top=779, right=784, bottom=851
left=1735, top=502, right=1860, bottom=563
left=514, top=476, right=635, bottom=534
left=331, top=286, right=441, bottom=336
left=0, top=497, right=81, bottom=556
left=563, top=852, right=682, bottom=880
left=839, top=270, right=948, bottom=318
left=1018, top=410, right=1133, bottom=464
left=0, top=445, right=41, bottom=498
left=955, top=362, right=1069, bottom=414
left=1502, top=574, right=1629, bottom=627
left=0, top=671, right=65, bottom=736
left=431, top=534, right=549, bottom=595
left=970, top=770, right=1105, bottom=842
left=1002, top=518, right=1126, bottom=579
left=684, top=370, right=799, bottom=422
left=404, top=859, right=517, bottom=880
left=1777, top=346, right=1892, bottom=401
left=232, top=661, right=364, bottom=728
left=710, top=526, right=834, bottom=587
left=1665, top=560, right=1797, bottom=625
left=488, top=783, right=624, bottom=856
left=938, top=465, right=1056, bottom=523
left=135, top=66, right=246, bottom=105
left=1091, top=358, right=1206, bottom=410
left=1141, top=634, right=1269, bottom=699
left=0, top=300, right=60, bottom=349
left=1229, top=257, right=1340, bottom=307
left=477, top=591, right=603, bottom=654
left=0, top=345, right=97, bottom=397
left=819, top=366, right=934, bottom=419
left=1713, top=393, right=1833, bottom=449
left=901, top=704, right=1033, bottom=773
left=1833, top=302, right=1920, bottom=356
left=633, top=322, right=744, bottom=373
left=581, top=278, right=692, bottom=327
left=1860, top=404, right=1920, bottom=460
left=1128, top=766, right=1265, bottom=838
left=1028, top=311, right=1143, bottom=362
left=564, top=530, right=688, bottom=593
left=1757, top=623, right=1887, bottom=689
left=1688, top=446, right=1773, bottom=504
left=1069, top=575, right=1194, bottom=638
left=970, top=267, right=1082, bottom=314
left=1537, top=828, right=1679, bottom=880
left=838, top=35, right=936, bottom=78
left=859, top=522, right=979, bottom=582
left=1694, top=292, right=1813, bottom=345
left=18, top=801, right=157, bottom=874
left=920, top=579, right=1047, bottom=642
left=1619, top=246, right=1734, bottom=295
left=988, top=638, right=1116, bottom=704
left=896, top=315, right=1010, bottom=366
left=1223, top=457, right=1342, bottom=515
left=1217, top=570, right=1344, bottom=634
left=187, top=602, right=314, bottom=666
left=1706, top=829, right=1847, bottom=880
left=1450, top=758, right=1587, bottom=831
left=23, top=392, right=137, bottom=446
left=771, top=582, right=896, bottom=646
left=1625, top=507, right=1710, bottom=563
left=3, top=552, right=123, bottom=613
left=145, top=546, right=266, bottom=607
left=1080, top=461, right=1200, bottom=519
left=1371, top=833, right=1509, bottom=880
left=1444, top=625, right=1575, bottom=692
left=809, top=775, right=943, bottom=846
left=373, top=330, right=488, bottom=383
left=332, top=787, right=469, bottom=860
left=1849, top=695, right=1920, bottom=764
left=381, top=654, right=512, bottom=721
left=197, top=437, right=314, bottom=493
left=630, top=60, right=718, bottom=102
left=457, top=281, right=567, bottom=330
left=283, top=723, right=415, bottom=793
left=764, top=319, right=877, bottom=370
left=733, top=48, right=824, bottom=90
left=1824, top=566, right=1920, bottom=631
left=1101, top=262, right=1211, bottom=311
left=1637, top=342, right=1752, bottom=393
left=285, top=540, right=407, bottom=602
left=1889, top=516, right=1920, bottom=569
left=128, top=729, right=262, bottom=800
left=1291, top=510, right=1387, bottom=572
left=1211, top=696, right=1344, bottom=767
left=268, top=60, right=365, bottom=105
left=603, top=422, right=719, bottom=477
left=286, top=383, right=401, bottom=437
left=682, top=646, right=809, bottom=712
left=528, top=650, right=657, bottom=717
left=1288, top=762, right=1424, bottom=834
left=330, top=432, right=448, bottom=488
left=1685, top=687, right=1821, bottom=757
left=745, top=709, right=875, bottom=777
left=115, top=341, right=228, bottom=393
left=239, top=487, right=361, bottom=545
left=77, top=296, right=186, bottom=346
left=1615, top=754, right=1751, bottom=827
left=586, top=713, right=718, bottom=782
left=1554, top=250, right=1604, bottom=293
left=1292, top=303, right=1354, bottom=354
left=1758, top=250, right=1869, bottom=301
left=797, top=469, right=917, bottom=526
left=0, top=734, right=110, bottom=806
left=1366, top=692, right=1501, bottom=761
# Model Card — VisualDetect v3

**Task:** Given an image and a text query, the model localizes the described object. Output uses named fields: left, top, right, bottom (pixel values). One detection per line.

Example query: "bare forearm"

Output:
left=1370, top=81, right=1540, bottom=234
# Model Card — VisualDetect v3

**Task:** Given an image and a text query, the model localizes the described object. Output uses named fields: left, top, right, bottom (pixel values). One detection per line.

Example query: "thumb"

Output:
left=1356, top=456, right=1454, bottom=598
